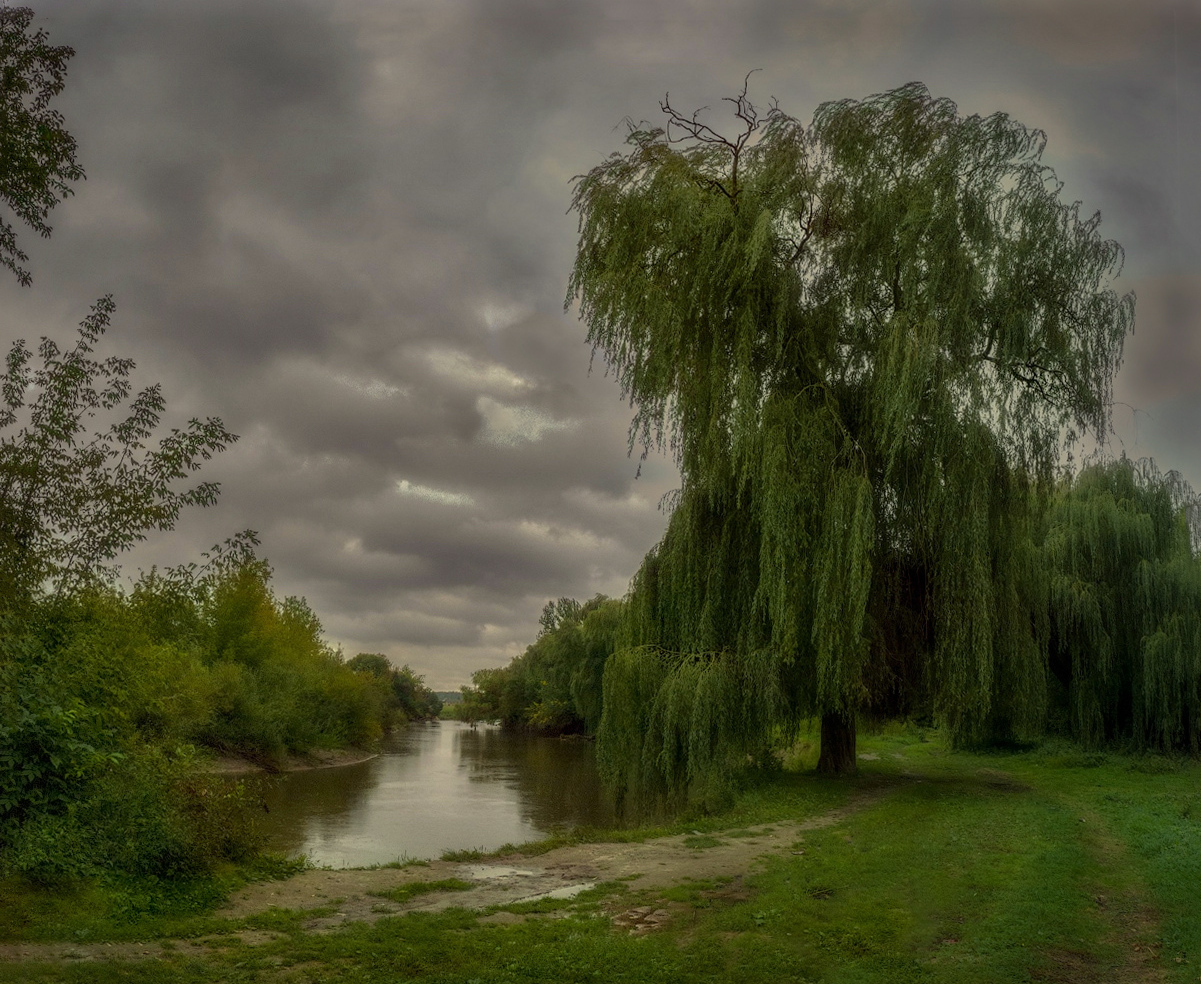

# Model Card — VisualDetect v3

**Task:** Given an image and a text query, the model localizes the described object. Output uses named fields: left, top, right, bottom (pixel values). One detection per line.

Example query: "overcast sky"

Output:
left=2, top=0, right=1198, bottom=687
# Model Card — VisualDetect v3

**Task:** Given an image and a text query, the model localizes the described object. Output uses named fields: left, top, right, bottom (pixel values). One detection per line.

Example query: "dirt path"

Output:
left=223, top=787, right=884, bottom=928
left=0, top=788, right=887, bottom=964
left=1030, top=807, right=1170, bottom=984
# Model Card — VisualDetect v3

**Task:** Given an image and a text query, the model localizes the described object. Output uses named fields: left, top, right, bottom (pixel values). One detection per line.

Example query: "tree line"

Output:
left=450, top=595, right=622, bottom=733
left=461, top=458, right=1201, bottom=806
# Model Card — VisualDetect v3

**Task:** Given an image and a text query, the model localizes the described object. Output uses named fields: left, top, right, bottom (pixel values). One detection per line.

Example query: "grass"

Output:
left=368, top=878, right=472, bottom=904
left=0, top=853, right=307, bottom=944
left=359, top=856, right=430, bottom=871
left=2, top=728, right=1200, bottom=983
left=681, top=835, right=728, bottom=849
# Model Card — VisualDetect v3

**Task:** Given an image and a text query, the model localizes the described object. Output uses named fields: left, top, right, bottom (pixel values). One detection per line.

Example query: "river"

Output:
left=259, top=720, right=617, bottom=868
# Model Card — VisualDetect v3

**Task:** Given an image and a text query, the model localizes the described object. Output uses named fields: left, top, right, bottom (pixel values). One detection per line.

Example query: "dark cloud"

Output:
left=1003, top=0, right=1181, bottom=66
left=1, top=0, right=1197, bottom=685
left=1114, top=275, right=1201, bottom=409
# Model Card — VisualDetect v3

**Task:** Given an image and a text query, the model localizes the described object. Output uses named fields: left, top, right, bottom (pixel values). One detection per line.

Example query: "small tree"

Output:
left=569, top=80, right=1132, bottom=791
left=0, top=297, right=236, bottom=605
left=0, top=6, right=84, bottom=287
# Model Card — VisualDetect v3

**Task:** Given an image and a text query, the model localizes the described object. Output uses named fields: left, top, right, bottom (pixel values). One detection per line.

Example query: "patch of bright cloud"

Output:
left=563, top=486, right=654, bottom=514
left=426, top=348, right=530, bottom=392
left=516, top=518, right=609, bottom=551
left=477, top=396, right=576, bottom=446
left=476, top=299, right=530, bottom=332
left=331, top=371, right=406, bottom=399
left=396, top=478, right=475, bottom=507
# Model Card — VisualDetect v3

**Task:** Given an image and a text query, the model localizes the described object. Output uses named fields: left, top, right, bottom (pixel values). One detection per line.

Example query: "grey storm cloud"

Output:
left=1, top=0, right=1197, bottom=685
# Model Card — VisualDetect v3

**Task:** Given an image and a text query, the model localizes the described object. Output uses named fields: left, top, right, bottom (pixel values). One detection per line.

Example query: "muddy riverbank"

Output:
left=205, top=748, right=381, bottom=775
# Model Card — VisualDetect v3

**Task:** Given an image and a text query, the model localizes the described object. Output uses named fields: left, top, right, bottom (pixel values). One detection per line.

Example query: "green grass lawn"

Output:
left=3, top=728, right=1199, bottom=983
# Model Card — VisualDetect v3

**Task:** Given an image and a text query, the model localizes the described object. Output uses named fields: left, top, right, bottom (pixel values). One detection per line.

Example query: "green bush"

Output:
left=0, top=629, right=122, bottom=837
left=5, top=746, right=263, bottom=884
left=1, top=548, right=388, bottom=882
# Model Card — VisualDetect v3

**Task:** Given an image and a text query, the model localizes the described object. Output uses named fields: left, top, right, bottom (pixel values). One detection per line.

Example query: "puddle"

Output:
left=514, top=882, right=596, bottom=903
left=460, top=865, right=539, bottom=880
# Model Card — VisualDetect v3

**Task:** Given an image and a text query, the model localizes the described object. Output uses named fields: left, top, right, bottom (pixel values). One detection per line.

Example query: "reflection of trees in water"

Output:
left=260, top=757, right=384, bottom=852
left=260, top=723, right=617, bottom=859
left=454, top=726, right=616, bottom=830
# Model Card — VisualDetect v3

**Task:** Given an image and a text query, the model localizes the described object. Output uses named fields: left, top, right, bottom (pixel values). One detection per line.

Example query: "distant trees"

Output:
left=454, top=595, right=623, bottom=735
left=454, top=667, right=505, bottom=727
left=348, top=653, right=442, bottom=722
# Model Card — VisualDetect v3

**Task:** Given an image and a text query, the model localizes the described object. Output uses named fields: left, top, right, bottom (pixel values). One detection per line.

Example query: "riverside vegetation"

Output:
left=0, top=2, right=437, bottom=916
left=4, top=7, right=1201, bottom=981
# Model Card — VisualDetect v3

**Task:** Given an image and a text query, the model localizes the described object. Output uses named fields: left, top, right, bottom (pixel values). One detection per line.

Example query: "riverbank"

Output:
left=0, top=789, right=881, bottom=964
left=204, top=747, right=380, bottom=775
left=3, top=730, right=1199, bottom=983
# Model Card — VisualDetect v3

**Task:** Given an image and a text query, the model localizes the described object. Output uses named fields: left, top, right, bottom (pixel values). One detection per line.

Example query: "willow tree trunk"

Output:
left=816, top=710, right=857, bottom=775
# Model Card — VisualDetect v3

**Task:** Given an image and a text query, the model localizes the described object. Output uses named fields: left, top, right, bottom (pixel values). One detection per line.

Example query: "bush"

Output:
left=0, top=550, right=385, bottom=883
left=4, top=744, right=264, bottom=884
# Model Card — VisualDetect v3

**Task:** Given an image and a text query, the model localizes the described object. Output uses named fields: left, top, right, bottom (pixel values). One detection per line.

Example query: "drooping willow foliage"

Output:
left=568, top=81, right=1133, bottom=797
left=1045, top=458, right=1201, bottom=752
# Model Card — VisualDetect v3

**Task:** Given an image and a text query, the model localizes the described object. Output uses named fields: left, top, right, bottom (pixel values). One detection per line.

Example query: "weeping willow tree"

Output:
left=1045, top=458, right=1201, bottom=751
left=568, top=79, right=1133, bottom=794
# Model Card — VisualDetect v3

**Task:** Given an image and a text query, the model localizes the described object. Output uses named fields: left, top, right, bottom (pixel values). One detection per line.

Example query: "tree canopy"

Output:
left=0, top=6, right=83, bottom=287
left=568, top=80, right=1133, bottom=792
left=0, top=297, right=236, bottom=606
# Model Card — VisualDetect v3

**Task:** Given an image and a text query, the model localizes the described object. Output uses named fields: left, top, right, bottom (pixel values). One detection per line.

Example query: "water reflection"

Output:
left=260, top=721, right=616, bottom=868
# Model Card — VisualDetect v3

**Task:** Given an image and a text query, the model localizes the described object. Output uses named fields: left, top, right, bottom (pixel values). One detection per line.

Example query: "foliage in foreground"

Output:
left=2, top=732, right=1199, bottom=984
left=0, top=5, right=84, bottom=287
left=0, top=297, right=237, bottom=608
left=0, top=6, right=416, bottom=890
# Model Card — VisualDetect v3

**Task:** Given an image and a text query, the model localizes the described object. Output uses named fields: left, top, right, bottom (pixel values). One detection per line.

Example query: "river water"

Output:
left=259, top=720, right=617, bottom=868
